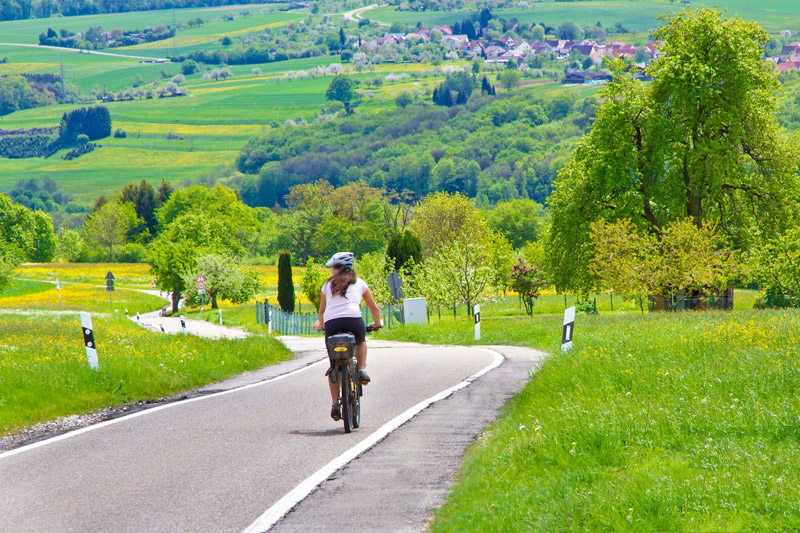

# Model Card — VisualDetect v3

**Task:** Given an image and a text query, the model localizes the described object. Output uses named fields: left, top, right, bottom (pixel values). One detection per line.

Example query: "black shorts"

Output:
left=324, top=316, right=366, bottom=345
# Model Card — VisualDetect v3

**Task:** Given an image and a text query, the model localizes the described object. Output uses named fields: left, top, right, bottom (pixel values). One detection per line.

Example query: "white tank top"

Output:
left=322, top=278, right=369, bottom=322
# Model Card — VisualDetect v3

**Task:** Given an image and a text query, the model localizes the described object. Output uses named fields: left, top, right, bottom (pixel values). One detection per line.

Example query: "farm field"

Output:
left=0, top=51, right=480, bottom=198
left=0, top=2, right=604, bottom=200
left=367, top=0, right=800, bottom=33
left=377, top=309, right=800, bottom=530
left=17, top=262, right=305, bottom=299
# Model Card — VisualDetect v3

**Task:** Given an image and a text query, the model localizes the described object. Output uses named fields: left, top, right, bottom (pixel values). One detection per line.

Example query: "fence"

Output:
left=255, top=300, right=405, bottom=335
left=649, top=294, right=734, bottom=312
left=762, top=294, right=800, bottom=309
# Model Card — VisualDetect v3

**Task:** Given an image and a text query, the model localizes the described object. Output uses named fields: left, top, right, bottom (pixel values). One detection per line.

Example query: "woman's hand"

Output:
left=368, top=322, right=382, bottom=330
left=313, top=320, right=324, bottom=331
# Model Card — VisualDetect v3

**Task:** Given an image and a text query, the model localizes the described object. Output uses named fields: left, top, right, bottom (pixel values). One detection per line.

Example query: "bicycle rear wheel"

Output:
left=341, top=363, right=353, bottom=434
left=352, top=362, right=361, bottom=429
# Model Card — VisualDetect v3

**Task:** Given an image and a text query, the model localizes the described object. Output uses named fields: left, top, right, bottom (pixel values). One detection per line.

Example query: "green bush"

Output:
left=114, top=243, right=148, bottom=263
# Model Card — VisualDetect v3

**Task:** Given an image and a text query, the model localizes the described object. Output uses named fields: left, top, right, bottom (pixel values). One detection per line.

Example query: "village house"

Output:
left=443, top=34, right=469, bottom=49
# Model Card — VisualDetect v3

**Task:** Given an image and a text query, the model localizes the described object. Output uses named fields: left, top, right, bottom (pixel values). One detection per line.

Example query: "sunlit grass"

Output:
left=378, top=310, right=800, bottom=530
left=0, top=311, right=292, bottom=436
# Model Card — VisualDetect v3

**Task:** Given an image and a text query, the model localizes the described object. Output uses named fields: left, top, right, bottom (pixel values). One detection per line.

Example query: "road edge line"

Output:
left=242, top=347, right=505, bottom=533
left=0, top=358, right=327, bottom=461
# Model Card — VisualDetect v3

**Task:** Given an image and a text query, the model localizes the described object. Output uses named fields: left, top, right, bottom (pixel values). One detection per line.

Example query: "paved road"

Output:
left=0, top=338, right=544, bottom=532
left=342, top=4, right=388, bottom=25
left=0, top=42, right=162, bottom=60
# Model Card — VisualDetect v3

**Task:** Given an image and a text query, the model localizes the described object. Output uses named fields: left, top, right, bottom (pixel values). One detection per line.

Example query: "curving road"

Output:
left=0, top=336, right=546, bottom=532
left=0, top=42, right=163, bottom=61
left=342, top=3, right=389, bottom=26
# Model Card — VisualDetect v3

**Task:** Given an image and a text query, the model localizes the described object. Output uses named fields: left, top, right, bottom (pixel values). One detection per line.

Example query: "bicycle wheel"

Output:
left=341, top=363, right=353, bottom=434
left=351, top=362, right=361, bottom=429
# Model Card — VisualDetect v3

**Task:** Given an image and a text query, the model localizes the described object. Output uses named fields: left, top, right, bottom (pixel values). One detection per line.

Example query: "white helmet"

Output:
left=326, top=252, right=355, bottom=269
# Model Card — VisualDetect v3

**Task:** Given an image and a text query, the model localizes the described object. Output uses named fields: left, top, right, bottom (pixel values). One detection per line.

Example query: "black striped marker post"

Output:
left=80, top=311, right=99, bottom=369
left=561, top=306, right=575, bottom=353
left=474, top=304, right=481, bottom=341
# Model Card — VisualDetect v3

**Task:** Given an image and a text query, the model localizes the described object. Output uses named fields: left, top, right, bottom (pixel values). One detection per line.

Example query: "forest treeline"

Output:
left=235, top=89, right=592, bottom=208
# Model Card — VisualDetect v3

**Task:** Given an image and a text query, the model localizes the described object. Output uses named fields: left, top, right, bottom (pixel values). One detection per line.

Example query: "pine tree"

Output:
left=387, top=231, right=423, bottom=271
left=432, top=87, right=440, bottom=105
left=277, top=251, right=295, bottom=313
left=339, top=27, right=346, bottom=47
left=456, top=89, right=468, bottom=105
left=442, top=89, right=454, bottom=107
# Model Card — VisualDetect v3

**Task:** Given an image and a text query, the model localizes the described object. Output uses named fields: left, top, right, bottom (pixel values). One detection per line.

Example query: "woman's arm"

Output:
left=314, top=292, right=327, bottom=331
left=362, top=288, right=382, bottom=328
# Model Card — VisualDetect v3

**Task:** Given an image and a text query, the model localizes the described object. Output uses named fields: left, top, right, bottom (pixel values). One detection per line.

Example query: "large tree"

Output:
left=547, top=8, right=800, bottom=293
left=0, top=194, right=57, bottom=263
left=82, top=201, right=139, bottom=262
left=325, top=75, right=357, bottom=113
left=149, top=213, right=243, bottom=312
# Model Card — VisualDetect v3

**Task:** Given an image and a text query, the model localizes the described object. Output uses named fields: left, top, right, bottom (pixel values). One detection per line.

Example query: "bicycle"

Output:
left=326, top=325, right=380, bottom=433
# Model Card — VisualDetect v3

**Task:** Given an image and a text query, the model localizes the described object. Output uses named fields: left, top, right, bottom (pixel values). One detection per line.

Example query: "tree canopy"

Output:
left=547, top=8, right=800, bottom=293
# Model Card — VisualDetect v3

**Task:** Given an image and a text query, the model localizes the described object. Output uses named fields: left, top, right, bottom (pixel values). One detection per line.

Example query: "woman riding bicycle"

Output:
left=314, top=252, right=382, bottom=421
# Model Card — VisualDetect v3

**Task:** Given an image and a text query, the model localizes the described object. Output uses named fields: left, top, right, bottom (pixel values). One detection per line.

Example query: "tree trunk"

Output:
left=171, top=291, right=180, bottom=313
left=211, top=293, right=218, bottom=310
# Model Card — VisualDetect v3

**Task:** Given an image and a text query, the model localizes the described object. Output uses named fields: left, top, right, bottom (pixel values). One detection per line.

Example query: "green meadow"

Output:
left=377, top=309, right=800, bottom=530
left=0, top=273, right=292, bottom=436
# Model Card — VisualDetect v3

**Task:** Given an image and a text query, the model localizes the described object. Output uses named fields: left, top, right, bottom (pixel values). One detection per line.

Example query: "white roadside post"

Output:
left=219, top=309, right=223, bottom=326
left=267, top=305, right=272, bottom=335
left=561, top=306, right=575, bottom=353
left=180, top=315, right=187, bottom=336
left=474, top=304, right=481, bottom=341
left=80, top=312, right=99, bottom=370
left=56, top=278, right=63, bottom=310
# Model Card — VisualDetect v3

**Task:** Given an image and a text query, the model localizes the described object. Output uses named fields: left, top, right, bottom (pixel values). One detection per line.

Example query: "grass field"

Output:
left=0, top=265, right=299, bottom=436
left=0, top=310, right=291, bottom=436
left=367, top=0, right=800, bottom=33
left=376, top=309, right=800, bottom=530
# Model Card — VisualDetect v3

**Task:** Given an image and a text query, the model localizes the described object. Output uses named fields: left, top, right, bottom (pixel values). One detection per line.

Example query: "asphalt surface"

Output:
left=0, top=338, right=545, bottom=532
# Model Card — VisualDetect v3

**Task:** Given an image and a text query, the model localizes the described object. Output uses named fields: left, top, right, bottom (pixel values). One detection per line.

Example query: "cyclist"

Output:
left=313, top=252, right=382, bottom=421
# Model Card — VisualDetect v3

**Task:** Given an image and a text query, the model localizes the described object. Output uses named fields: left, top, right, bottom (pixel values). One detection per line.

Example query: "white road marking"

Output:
left=242, top=347, right=505, bottom=533
left=0, top=358, right=328, bottom=461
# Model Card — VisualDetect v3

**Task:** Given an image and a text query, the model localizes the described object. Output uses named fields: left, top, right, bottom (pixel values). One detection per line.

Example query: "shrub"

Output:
left=114, top=243, right=147, bottom=263
left=301, top=257, right=326, bottom=310
left=181, top=59, right=198, bottom=75
left=277, top=251, right=295, bottom=312
left=386, top=230, right=422, bottom=271
left=113, top=128, right=127, bottom=138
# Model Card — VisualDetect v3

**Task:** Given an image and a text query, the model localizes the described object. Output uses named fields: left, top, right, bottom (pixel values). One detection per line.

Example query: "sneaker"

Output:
left=358, top=369, right=371, bottom=384
left=330, top=402, right=341, bottom=421
left=325, top=366, right=337, bottom=384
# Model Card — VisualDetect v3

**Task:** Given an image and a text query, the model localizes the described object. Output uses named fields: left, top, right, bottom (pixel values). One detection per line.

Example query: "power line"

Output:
left=171, top=8, right=177, bottom=59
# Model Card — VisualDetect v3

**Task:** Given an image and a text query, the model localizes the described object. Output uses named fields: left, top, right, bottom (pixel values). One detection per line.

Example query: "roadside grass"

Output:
left=378, top=310, right=800, bottom=530
left=0, top=311, right=292, bottom=436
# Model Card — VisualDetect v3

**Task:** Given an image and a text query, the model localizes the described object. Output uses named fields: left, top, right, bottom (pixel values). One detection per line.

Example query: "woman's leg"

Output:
left=328, top=376, right=338, bottom=403
left=355, top=342, right=367, bottom=370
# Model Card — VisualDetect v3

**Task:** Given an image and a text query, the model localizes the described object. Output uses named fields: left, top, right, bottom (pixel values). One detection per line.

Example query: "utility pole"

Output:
left=59, top=54, right=66, bottom=102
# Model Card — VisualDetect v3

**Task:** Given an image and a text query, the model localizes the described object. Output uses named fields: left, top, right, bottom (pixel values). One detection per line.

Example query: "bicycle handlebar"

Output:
left=366, top=324, right=382, bottom=333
